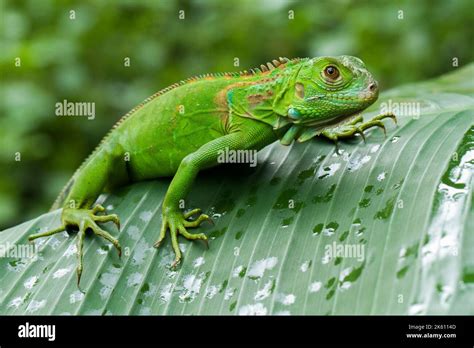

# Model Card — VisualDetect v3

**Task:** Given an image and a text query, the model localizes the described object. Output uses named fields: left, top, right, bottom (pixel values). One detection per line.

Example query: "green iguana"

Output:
left=29, top=56, right=396, bottom=284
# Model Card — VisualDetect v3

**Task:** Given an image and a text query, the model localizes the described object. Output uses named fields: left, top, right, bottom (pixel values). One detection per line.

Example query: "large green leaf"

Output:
left=1, top=65, right=473, bottom=315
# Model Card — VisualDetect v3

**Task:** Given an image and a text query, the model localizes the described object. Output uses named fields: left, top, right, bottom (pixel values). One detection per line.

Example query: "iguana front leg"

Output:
left=320, top=113, right=397, bottom=148
left=154, top=121, right=276, bottom=267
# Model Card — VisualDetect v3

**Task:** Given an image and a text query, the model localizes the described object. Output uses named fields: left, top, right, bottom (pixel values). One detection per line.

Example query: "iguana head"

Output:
left=284, top=56, right=378, bottom=127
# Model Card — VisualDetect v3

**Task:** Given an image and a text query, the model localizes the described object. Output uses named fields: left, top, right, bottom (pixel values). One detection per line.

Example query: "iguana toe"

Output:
left=29, top=204, right=121, bottom=286
left=154, top=209, right=212, bottom=267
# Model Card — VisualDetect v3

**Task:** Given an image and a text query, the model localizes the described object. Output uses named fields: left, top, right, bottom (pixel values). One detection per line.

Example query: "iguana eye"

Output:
left=323, top=65, right=339, bottom=80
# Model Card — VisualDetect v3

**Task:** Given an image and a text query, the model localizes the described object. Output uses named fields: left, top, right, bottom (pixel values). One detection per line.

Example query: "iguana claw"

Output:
left=320, top=112, right=397, bottom=147
left=154, top=209, right=211, bottom=267
left=28, top=204, right=121, bottom=286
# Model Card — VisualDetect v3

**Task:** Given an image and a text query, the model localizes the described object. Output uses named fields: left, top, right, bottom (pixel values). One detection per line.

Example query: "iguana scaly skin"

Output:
left=29, top=56, right=396, bottom=285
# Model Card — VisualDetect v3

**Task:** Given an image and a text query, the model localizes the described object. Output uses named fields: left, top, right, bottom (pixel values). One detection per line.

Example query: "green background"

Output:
left=1, top=0, right=473, bottom=229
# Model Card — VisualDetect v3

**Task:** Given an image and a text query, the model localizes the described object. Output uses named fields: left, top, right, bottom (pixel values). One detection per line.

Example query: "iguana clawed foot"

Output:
left=28, top=204, right=121, bottom=286
left=320, top=113, right=397, bottom=152
left=154, top=208, right=212, bottom=268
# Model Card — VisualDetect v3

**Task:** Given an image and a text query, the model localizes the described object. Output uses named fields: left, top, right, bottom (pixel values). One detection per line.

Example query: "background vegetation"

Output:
left=1, top=0, right=473, bottom=229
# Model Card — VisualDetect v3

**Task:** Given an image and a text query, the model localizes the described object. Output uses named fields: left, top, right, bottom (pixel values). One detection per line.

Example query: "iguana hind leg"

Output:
left=29, top=146, right=127, bottom=286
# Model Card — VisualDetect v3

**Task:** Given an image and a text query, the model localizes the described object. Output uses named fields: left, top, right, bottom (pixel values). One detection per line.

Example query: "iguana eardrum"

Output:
left=29, top=56, right=396, bottom=284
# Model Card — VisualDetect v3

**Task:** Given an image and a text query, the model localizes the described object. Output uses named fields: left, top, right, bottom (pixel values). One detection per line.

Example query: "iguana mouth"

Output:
left=290, top=89, right=378, bottom=127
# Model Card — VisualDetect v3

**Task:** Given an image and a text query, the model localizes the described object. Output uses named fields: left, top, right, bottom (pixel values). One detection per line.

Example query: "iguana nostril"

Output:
left=369, top=82, right=377, bottom=91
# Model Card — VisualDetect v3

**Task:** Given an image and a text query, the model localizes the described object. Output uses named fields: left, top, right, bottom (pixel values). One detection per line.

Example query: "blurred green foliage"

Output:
left=1, top=0, right=473, bottom=229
